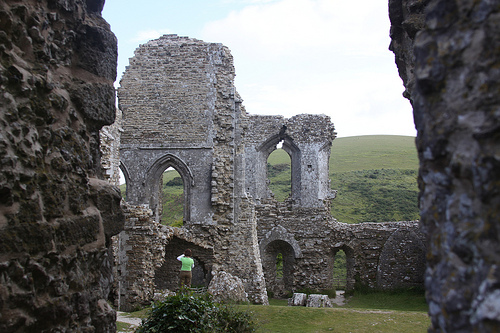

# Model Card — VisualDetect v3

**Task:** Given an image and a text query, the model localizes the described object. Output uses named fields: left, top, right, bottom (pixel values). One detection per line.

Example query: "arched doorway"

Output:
left=263, top=240, right=295, bottom=298
left=154, top=237, right=214, bottom=291
left=331, top=246, right=355, bottom=291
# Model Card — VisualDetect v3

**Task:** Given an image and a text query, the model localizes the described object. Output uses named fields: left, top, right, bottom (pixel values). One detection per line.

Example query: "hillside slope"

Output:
left=329, top=135, right=419, bottom=223
left=268, top=135, right=420, bottom=223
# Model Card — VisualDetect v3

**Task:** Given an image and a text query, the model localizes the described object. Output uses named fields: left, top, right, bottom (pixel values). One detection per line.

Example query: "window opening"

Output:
left=119, top=169, right=126, bottom=200
left=161, top=167, right=184, bottom=227
left=267, top=141, right=291, bottom=201
left=276, top=253, right=283, bottom=279
left=333, top=249, right=347, bottom=290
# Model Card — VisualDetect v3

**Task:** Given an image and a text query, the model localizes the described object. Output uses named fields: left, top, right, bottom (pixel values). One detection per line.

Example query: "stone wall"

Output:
left=116, top=34, right=426, bottom=310
left=118, top=35, right=269, bottom=304
left=389, top=0, right=500, bottom=330
left=0, top=0, right=122, bottom=331
left=113, top=204, right=172, bottom=311
left=256, top=198, right=425, bottom=296
left=100, top=108, right=123, bottom=186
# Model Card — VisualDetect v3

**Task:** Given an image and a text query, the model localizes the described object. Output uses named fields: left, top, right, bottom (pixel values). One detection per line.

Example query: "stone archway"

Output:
left=262, top=240, right=296, bottom=298
left=154, top=236, right=214, bottom=291
left=145, top=154, right=194, bottom=223
left=330, top=245, right=355, bottom=291
left=257, top=130, right=302, bottom=201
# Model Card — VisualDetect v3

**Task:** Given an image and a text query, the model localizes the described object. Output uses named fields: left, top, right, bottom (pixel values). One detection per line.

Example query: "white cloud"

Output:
left=200, top=0, right=415, bottom=137
left=203, top=0, right=390, bottom=60
left=131, top=29, right=173, bottom=43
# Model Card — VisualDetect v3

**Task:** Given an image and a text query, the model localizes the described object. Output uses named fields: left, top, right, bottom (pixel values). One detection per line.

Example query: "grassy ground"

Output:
left=119, top=291, right=430, bottom=333
left=245, top=305, right=429, bottom=333
left=244, top=290, right=429, bottom=332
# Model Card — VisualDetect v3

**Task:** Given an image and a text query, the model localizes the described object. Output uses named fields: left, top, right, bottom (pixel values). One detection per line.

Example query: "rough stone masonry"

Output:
left=1, top=0, right=497, bottom=331
left=116, top=34, right=426, bottom=310
left=389, top=0, right=500, bottom=331
left=0, top=0, right=123, bottom=331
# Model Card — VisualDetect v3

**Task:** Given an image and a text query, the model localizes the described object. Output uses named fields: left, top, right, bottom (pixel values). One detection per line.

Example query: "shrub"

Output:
left=136, top=291, right=255, bottom=333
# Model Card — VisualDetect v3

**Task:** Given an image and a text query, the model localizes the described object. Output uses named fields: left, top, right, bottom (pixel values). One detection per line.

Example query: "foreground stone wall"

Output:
left=0, top=0, right=122, bottom=331
left=390, top=0, right=500, bottom=331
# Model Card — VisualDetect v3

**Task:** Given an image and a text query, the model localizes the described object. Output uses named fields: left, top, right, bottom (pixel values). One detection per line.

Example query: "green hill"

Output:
left=267, top=135, right=420, bottom=224
left=328, top=135, right=419, bottom=223
left=123, top=135, right=420, bottom=225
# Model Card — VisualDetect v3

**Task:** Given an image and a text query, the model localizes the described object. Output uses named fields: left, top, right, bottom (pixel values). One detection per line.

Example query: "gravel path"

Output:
left=116, top=311, right=142, bottom=330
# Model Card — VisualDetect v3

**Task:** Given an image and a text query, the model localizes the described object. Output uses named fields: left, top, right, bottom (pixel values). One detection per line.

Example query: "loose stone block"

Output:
left=288, top=293, right=307, bottom=306
left=306, top=294, right=333, bottom=308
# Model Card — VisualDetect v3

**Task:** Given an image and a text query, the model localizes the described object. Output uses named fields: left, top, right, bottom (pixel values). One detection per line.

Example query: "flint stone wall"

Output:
left=0, top=0, right=123, bottom=331
left=389, top=0, right=500, bottom=331
left=113, top=204, right=172, bottom=311
left=116, top=34, right=426, bottom=309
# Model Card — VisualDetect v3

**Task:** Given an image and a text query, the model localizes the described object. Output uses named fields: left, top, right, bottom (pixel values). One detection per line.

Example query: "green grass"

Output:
left=245, top=305, right=429, bottom=333
left=329, top=135, right=418, bottom=173
left=344, top=290, right=428, bottom=312
left=116, top=321, right=134, bottom=332
left=160, top=170, right=184, bottom=226
left=120, top=291, right=430, bottom=333
left=330, top=169, right=419, bottom=223
left=245, top=290, right=429, bottom=332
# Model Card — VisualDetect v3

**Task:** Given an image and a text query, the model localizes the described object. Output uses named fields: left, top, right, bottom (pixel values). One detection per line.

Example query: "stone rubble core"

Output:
left=288, top=293, right=308, bottom=306
left=114, top=34, right=426, bottom=309
left=389, top=0, right=500, bottom=331
left=0, top=0, right=123, bottom=331
left=207, top=270, right=249, bottom=303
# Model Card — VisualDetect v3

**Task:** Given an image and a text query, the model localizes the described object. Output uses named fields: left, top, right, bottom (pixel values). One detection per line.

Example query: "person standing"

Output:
left=177, top=249, right=194, bottom=288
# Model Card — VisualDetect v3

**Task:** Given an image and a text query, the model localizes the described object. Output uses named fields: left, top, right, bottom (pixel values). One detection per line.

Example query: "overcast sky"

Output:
left=102, top=0, right=416, bottom=138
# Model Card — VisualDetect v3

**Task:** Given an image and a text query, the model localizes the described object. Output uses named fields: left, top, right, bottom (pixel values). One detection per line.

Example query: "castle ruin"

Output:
left=1, top=0, right=499, bottom=331
left=113, top=35, right=426, bottom=309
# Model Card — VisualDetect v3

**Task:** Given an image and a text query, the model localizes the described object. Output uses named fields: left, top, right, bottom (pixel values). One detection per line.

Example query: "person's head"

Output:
left=185, top=249, right=192, bottom=257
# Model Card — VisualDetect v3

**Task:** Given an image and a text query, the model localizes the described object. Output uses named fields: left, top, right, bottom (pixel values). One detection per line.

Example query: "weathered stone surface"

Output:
left=0, top=0, right=120, bottom=331
left=306, top=294, right=333, bottom=308
left=208, top=271, right=249, bottom=303
left=113, top=203, right=173, bottom=311
left=100, top=108, right=123, bottom=186
left=116, top=34, right=426, bottom=310
left=390, top=0, right=500, bottom=331
left=288, top=293, right=307, bottom=306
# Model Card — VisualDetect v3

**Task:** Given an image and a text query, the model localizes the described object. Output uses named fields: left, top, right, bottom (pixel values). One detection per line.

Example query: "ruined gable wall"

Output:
left=118, top=36, right=215, bottom=221
left=243, top=113, right=336, bottom=207
left=0, top=0, right=123, bottom=331
left=119, top=35, right=215, bottom=146
left=118, top=35, right=268, bottom=304
left=389, top=0, right=500, bottom=330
